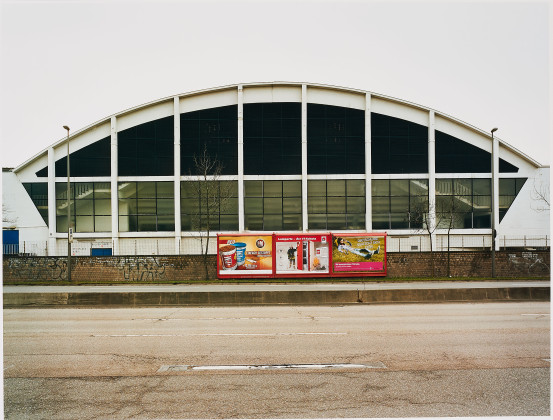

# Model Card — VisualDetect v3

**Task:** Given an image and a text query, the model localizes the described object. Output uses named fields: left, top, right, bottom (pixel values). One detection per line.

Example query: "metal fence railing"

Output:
left=2, top=235, right=550, bottom=257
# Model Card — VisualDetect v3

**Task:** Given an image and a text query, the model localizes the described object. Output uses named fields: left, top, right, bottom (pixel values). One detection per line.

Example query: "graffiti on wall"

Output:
left=6, top=258, right=68, bottom=281
left=118, top=256, right=167, bottom=282
left=508, top=252, right=550, bottom=274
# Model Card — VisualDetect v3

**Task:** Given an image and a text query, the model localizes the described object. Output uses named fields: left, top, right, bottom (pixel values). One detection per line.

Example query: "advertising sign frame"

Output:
left=217, top=234, right=274, bottom=279
left=330, top=233, right=387, bottom=277
left=273, top=233, right=332, bottom=278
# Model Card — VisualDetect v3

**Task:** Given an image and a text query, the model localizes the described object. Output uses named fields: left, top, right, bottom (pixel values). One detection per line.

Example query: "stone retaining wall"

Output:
left=2, top=251, right=550, bottom=284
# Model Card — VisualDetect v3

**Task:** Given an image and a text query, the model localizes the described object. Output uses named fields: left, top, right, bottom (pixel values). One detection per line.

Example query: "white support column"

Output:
left=238, top=85, right=245, bottom=232
left=301, top=84, right=308, bottom=232
left=47, top=147, right=56, bottom=254
left=365, top=93, right=372, bottom=232
left=174, top=96, right=181, bottom=253
left=492, top=136, right=500, bottom=251
left=110, top=116, right=119, bottom=255
left=428, top=110, right=437, bottom=251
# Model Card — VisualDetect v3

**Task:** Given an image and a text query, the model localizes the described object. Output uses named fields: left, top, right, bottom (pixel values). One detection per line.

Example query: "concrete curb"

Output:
left=3, top=287, right=550, bottom=308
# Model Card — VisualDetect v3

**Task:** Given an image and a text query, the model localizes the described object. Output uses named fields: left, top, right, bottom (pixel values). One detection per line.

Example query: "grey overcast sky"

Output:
left=0, top=0, right=550, bottom=168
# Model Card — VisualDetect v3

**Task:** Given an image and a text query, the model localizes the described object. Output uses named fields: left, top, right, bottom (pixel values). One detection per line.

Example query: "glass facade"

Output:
left=372, top=179, right=429, bottom=229
left=30, top=97, right=530, bottom=235
left=243, top=103, right=301, bottom=175
left=307, top=104, right=364, bottom=174
left=244, top=180, right=302, bottom=230
left=118, top=182, right=174, bottom=232
left=435, top=178, right=491, bottom=228
left=23, top=183, right=49, bottom=225
left=36, top=137, right=111, bottom=178
left=499, top=178, right=527, bottom=221
left=308, top=179, right=365, bottom=230
left=371, top=113, right=428, bottom=174
left=181, top=181, right=239, bottom=231
left=56, top=182, right=111, bottom=232
left=181, top=105, right=238, bottom=175
left=118, top=116, right=174, bottom=176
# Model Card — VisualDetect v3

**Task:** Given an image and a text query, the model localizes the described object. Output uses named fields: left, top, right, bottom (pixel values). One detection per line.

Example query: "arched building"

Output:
left=2, top=82, right=550, bottom=256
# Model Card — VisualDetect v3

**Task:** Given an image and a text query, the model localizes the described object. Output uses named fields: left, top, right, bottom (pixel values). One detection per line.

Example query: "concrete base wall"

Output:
left=2, top=251, right=550, bottom=284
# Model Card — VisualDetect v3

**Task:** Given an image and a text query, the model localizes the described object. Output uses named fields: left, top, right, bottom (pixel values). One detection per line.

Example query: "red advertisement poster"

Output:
left=274, top=234, right=331, bottom=277
left=331, top=234, right=386, bottom=276
left=217, top=234, right=273, bottom=277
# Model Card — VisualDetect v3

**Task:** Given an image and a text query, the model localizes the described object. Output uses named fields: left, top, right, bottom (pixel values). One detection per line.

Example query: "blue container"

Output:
left=234, top=242, right=247, bottom=266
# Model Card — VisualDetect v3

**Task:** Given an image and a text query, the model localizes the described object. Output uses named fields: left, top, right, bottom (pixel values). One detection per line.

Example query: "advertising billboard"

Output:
left=274, top=234, right=331, bottom=277
left=217, top=234, right=273, bottom=277
left=331, top=234, right=386, bottom=276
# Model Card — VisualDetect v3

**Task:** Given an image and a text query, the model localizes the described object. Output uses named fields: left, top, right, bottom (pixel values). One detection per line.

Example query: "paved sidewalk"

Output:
left=3, top=280, right=549, bottom=307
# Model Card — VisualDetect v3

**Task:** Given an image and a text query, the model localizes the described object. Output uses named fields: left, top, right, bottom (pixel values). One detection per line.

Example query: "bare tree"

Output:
left=410, top=197, right=437, bottom=277
left=189, top=146, right=234, bottom=280
left=531, top=179, right=550, bottom=212
left=2, top=202, right=17, bottom=226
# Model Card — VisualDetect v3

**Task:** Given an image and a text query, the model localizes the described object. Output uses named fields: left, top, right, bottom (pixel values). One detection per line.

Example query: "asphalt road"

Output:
left=3, top=302, right=550, bottom=418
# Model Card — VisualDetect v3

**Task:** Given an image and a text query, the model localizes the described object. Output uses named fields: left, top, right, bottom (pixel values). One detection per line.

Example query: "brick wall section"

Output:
left=2, top=251, right=550, bottom=284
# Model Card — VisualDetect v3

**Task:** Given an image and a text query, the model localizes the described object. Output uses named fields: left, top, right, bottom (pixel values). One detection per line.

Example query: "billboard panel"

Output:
left=331, top=234, right=386, bottom=275
left=217, top=234, right=273, bottom=277
left=274, top=234, right=331, bottom=277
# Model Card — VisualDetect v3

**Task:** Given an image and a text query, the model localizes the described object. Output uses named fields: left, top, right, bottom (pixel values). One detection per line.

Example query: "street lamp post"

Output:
left=63, top=125, right=72, bottom=282
left=491, top=127, right=498, bottom=278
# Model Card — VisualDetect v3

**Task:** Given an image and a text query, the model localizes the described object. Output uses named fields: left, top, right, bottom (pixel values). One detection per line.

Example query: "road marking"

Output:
left=158, top=362, right=387, bottom=373
left=92, top=332, right=347, bottom=337
left=135, top=317, right=332, bottom=321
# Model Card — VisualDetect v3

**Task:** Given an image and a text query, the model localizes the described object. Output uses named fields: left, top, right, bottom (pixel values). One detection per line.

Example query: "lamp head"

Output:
left=63, top=125, right=70, bottom=132
left=491, top=127, right=498, bottom=134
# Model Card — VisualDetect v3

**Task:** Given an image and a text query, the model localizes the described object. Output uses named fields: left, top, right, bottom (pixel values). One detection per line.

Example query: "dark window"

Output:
left=372, top=179, right=428, bottom=230
left=499, top=178, right=527, bottom=222
left=308, top=179, right=365, bottom=230
left=371, top=113, right=428, bottom=174
left=36, top=137, right=111, bottom=178
left=181, top=181, right=238, bottom=231
left=435, top=178, right=491, bottom=228
left=244, top=103, right=301, bottom=175
left=181, top=105, right=238, bottom=175
left=119, top=117, right=174, bottom=176
left=307, top=104, right=365, bottom=174
left=436, top=131, right=490, bottom=173
left=499, top=159, right=519, bottom=173
left=118, top=182, right=174, bottom=232
left=55, top=182, right=111, bottom=232
left=23, top=183, right=49, bottom=225
left=244, top=180, right=302, bottom=230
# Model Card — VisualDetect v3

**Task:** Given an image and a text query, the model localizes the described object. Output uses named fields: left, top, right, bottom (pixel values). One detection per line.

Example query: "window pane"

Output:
left=390, top=179, right=409, bottom=196
left=75, top=200, right=93, bottom=216
left=118, top=182, right=137, bottom=199
left=264, top=181, right=282, bottom=197
left=137, top=183, right=156, bottom=198
left=473, top=179, right=491, bottom=196
left=308, top=180, right=326, bottom=196
left=390, top=213, right=409, bottom=229
left=94, top=216, right=111, bottom=232
left=390, top=197, right=409, bottom=213
left=347, top=196, right=365, bottom=213
left=308, top=214, right=327, bottom=230
left=327, top=213, right=346, bottom=230
left=95, top=199, right=111, bottom=215
left=372, top=197, right=389, bottom=214
left=435, top=179, right=452, bottom=195
left=283, top=181, right=301, bottom=197
left=220, top=214, right=239, bottom=231
left=244, top=181, right=262, bottom=197
left=157, top=182, right=174, bottom=198
left=453, top=179, right=472, bottom=196
left=347, top=213, right=365, bottom=229
left=75, top=216, right=93, bottom=232
left=371, top=180, right=389, bottom=196
left=283, top=198, right=301, bottom=213
left=137, top=199, right=156, bottom=214
left=410, top=179, right=428, bottom=196
left=327, top=180, right=345, bottom=196
left=473, top=195, right=491, bottom=211
left=157, top=198, right=174, bottom=215
left=244, top=198, right=263, bottom=214
left=263, top=214, right=282, bottom=230
left=244, top=214, right=263, bottom=230
left=264, top=198, right=282, bottom=214
left=157, top=214, right=175, bottom=231
left=137, top=215, right=156, bottom=231
left=327, top=196, right=346, bottom=213
left=346, top=179, right=365, bottom=196
left=283, top=213, right=302, bottom=230
left=307, top=196, right=326, bottom=213
left=372, top=213, right=389, bottom=230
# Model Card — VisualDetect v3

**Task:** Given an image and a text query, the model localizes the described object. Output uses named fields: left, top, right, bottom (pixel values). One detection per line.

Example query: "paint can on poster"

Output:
left=219, top=245, right=237, bottom=270
left=234, top=242, right=247, bottom=266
